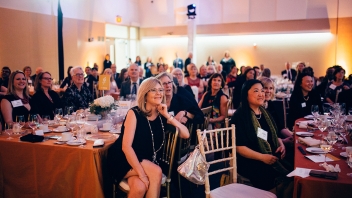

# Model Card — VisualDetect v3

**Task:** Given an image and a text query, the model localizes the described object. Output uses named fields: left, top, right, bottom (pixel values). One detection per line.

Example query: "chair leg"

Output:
left=167, top=182, right=170, bottom=198
left=178, top=174, right=183, bottom=198
left=113, top=183, right=116, bottom=198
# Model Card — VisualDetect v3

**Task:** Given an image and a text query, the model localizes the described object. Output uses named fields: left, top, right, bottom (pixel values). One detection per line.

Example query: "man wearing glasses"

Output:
left=63, top=66, right=93, bottom=111
left=0, top=66, right=11, bottom=95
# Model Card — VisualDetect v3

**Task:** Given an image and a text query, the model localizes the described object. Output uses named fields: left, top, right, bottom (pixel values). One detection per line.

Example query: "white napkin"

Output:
left=298, top=121, right=314, bottom=129
left=319, top=163, right=341, bottom=172
left=93, top=139, right=105, bottom=146
left=287, top=168, right=312, bottom=178
left=298, top=137, right=320, bottom=147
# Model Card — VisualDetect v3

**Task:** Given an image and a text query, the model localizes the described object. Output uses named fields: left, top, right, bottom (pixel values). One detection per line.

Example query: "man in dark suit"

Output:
left=120, top=64, right=143, bottom=98
left=184, top=52, right=192, bottom=77
left=281, top=62, right=297, bottom=81
left=173, top=53, right=183, bottom=70
left=111, top=64, right=119, bottom=81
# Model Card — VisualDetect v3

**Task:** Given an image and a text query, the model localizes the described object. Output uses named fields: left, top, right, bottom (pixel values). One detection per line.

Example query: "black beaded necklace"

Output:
left=146, top=114, right=165, bottom=165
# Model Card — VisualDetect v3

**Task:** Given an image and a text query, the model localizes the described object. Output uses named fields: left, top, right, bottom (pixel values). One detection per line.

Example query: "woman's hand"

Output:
left=275, top=145, right=286, bottom=159
left=174, top=111, right=185, bottom=122
left=157, top=104, right=169, bottom=118
left=343, top=85, right=350, bottom=90
left=139, top=175, right=149, bottom=190
left=261, top=154, right=278, bottom=165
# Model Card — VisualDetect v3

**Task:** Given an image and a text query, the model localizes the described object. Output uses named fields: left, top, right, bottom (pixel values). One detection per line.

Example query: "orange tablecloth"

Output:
left=0, top=132, right=115, bottom=198
left=293, top=118, right=352, bottom=198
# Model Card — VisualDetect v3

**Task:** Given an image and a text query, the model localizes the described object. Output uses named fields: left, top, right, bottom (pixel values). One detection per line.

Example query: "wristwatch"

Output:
left=184, top=111, right=191, bottom=119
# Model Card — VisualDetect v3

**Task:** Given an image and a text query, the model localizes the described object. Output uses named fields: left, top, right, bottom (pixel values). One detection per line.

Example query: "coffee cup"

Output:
left=102, top=123, right=112, bottom=131
left=61, top=132, right=72, bottom=141
left=57, top=126, right=67, bottom=131
left=346, top=146, right=352, bottom=155
left=39, top=124, right=49, bottom=132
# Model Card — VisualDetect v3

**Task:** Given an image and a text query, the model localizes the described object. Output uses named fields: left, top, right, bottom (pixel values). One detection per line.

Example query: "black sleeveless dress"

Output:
left=108, top=106, right=167, bottom=182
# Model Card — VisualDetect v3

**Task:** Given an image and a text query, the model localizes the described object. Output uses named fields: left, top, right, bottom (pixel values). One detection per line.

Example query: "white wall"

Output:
left=0, top=0, right=140, bottom=26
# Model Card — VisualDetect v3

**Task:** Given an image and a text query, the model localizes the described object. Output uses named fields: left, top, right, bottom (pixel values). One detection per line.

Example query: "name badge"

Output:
left=168, top=111, right=174, bottom=116
left=329, top=84, right=336, bottom=90
left=301, top=102, right=306, bottom=108
left=11, top=100, right=23, bottom=107
left=257, top=127, right=268, bottom=141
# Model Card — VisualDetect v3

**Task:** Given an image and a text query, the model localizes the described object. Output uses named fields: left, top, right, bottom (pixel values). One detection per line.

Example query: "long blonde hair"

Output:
left=137, top=77, right=166, bottom=116
left=7, top=70, right=30, bottom=98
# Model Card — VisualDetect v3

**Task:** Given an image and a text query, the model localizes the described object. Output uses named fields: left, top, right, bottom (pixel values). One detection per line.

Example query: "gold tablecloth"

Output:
left=0, top=132, right=115, bottom=198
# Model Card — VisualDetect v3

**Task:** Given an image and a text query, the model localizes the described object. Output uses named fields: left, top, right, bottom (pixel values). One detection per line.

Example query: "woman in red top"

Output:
left=184, top=63, right=207, bottom=102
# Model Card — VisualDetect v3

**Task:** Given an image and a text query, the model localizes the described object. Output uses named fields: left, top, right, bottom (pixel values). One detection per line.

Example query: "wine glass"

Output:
left=16, top=115, right=25, bottom=130
left=320, top=144, right=332, bottom=165
left=76, top=113, right=85, bottom=131
left=317, top=116, right=329, bottom=133
left=322, top=103, right=331, bottom=116
left=67, top=116, right=77, bottom=136
left=64, top=106, right=74, bottom=118
left=28, top=114, right=39, bottom=132
left=326, top=132, right=338, bottom=151
left=4, top=123, right=14, bottom=140
left=55, top=108, right=63, bottom=124
left=311, top=105, right=319, bottom=123
left=41, top=115, right=50, bottom=124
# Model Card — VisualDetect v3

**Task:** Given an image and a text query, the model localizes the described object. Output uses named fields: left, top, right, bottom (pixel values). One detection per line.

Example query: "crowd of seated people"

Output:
left=1, top=53, right=351, bottom=198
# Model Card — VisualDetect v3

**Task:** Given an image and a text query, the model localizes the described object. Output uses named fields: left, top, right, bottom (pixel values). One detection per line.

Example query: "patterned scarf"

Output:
left=251, top=106, right=290, bottom=175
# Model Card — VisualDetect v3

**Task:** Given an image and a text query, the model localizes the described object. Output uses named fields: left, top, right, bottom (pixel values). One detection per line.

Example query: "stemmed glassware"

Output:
left=317, top=115, right=329, bottom=135
left=320, top=143, right=332, bottom=165
left=311, top=105, right=319, bottom=124
left=67, top=116, right=77, bottom=136
left=41, top=115, right=50, bottom=125
left=76, top=113, right=86, bottom=147
left=16, top=115, right=25, bottom=129
left=5, top=123, right=14, bottom=140
left=64, top=106, right=73, bottom=118
left=55, top=108, right=63, bottom=124
left=28, top=114, right=39, bottom=132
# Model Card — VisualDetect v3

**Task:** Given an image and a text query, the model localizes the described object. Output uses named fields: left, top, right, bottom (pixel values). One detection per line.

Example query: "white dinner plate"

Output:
left=304, top=115, right=315, bottom=120
left=306, top=147, right=326, bottom=154
left=43, top=129, right=52, bottom=133
left=109, top=129, right=121, bottom=134
left=346, top=118, right=352, bottom=122
left=99, top=128, right=111, bottom=132
left=296, top=132, right=314, bottom=137
left=66, top=140, right=86, bottom=146
left=340, top=152, right=347, bottom=158
left=52, top=128, right=69, bottom=133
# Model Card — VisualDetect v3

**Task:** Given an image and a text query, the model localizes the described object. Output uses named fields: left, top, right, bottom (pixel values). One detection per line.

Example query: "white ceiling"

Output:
left=0, top=0, right=351, bottom=27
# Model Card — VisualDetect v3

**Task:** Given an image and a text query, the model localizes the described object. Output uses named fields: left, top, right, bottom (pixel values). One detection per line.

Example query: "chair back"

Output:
left=197, top=106, right=212, bottom=131
left=196, top=119, right=236, bottom=197
left=160, top=125, right=179, bottom=186
left=271, top=100, right=287, bottom=128
left=178, top=122, right=193, bottom=164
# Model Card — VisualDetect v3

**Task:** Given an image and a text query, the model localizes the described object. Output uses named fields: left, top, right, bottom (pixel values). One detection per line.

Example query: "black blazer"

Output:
left=281, top=69, right=297, bottom=81
left=120, top=78, right=143, bottom=98
left=31, top=90, right=63, bottom=119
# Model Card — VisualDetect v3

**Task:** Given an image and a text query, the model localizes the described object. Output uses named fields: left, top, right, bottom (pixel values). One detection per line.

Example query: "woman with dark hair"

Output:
left=261, top=68, right=271, bottom=78
left=325, top=67, right=350, bottom=104
left=116, top=68, right=128, bottom=89
left=226, top=65, right=238, bottom=88
left=199, top=73, right=228, bottom=129
left=31, top=72, right=62, bottom=119
left=108, top=78, right=189, bottom=198
left=60, top=66, right=73, bottom=90
left=1, top=71, right=32, bottom=123
left=232, top=68, right=256, bottom=108
left=238, top=66, right=246, bottom=77
left=288, top=73, right=322, bottom=128
left=135, top=56, right=142, bottom=66
left=230, top=79, right=291, bottom=192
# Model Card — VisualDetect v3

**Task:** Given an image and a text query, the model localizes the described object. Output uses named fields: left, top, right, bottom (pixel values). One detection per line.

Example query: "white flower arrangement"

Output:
left=90, top=95, right=116, bottom=115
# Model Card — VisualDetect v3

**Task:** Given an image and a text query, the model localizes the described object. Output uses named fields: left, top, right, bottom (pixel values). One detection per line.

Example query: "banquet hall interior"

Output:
left=1, top=0, right=352, bottom=198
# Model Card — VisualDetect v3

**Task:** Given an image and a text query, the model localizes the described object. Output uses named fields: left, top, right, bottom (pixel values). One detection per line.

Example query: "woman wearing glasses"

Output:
left=63, top=66, right=93, bottom=111
left=108, top=77, right=189, bottom=198
left=1, top=70, right=32, bottom=124
left=31, top=72, right=62, bottom=120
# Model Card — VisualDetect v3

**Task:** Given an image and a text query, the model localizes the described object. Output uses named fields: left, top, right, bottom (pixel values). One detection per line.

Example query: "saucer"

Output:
left=340, top=152, right=347, bottom=158
left=296, top=132, right=314, bottom=137
left=66, top=140, right=86, bottom=146
left=99, top=128, right=111, bottom=132
left=53, top=128, right=68, bottom=132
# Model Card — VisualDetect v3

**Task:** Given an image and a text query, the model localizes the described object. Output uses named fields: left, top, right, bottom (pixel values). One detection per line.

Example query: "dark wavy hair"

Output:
left=333, top=67, right=345, bottom=81
left=243, top=68, right=257, bottom=80
left=292, top=73, right=313, bottom=97
left=207, top=73, right=225, bottom=89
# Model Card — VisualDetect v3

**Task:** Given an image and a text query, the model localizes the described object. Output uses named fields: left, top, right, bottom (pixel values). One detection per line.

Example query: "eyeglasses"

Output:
left=42, top=77, right=53, bottom=81
left=174, top=73, right=183, bottom=76
left=162, top=81, right=173, bottom=86
left=74, top=73, right=84, bottom=77
left=149, top=88, right=164, bottom=93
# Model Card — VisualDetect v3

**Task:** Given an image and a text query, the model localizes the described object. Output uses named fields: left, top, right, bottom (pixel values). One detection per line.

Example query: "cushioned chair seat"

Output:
left=210, top=183, right=276, bottom=198
left=119, top=173, right=167, bottom=191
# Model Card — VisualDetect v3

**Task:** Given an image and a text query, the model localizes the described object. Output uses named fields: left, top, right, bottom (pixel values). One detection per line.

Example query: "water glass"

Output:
left=55, top=108, right=63, bottom=123
left=15, top=115, right=25, bottom=129
left=5, top=123, right=14, bottom=140
left=28, top=114, right=39, bottom=132
left=41, top=115, right=50, bottom=124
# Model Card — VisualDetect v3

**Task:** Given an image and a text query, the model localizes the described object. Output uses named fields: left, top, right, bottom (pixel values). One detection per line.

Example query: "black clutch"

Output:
left=20, top=134, right=44, bottom=143
left=309, top=170, right=338, bottom=180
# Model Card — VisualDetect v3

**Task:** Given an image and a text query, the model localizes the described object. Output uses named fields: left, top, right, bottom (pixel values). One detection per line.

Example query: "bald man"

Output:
left=31, top=67, right=43, bottom=82
left=120, top=64, right=143, bottom=98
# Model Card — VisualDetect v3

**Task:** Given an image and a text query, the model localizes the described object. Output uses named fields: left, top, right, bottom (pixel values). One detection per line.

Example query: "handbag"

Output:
left=177, top=132, right=209, bottom=185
